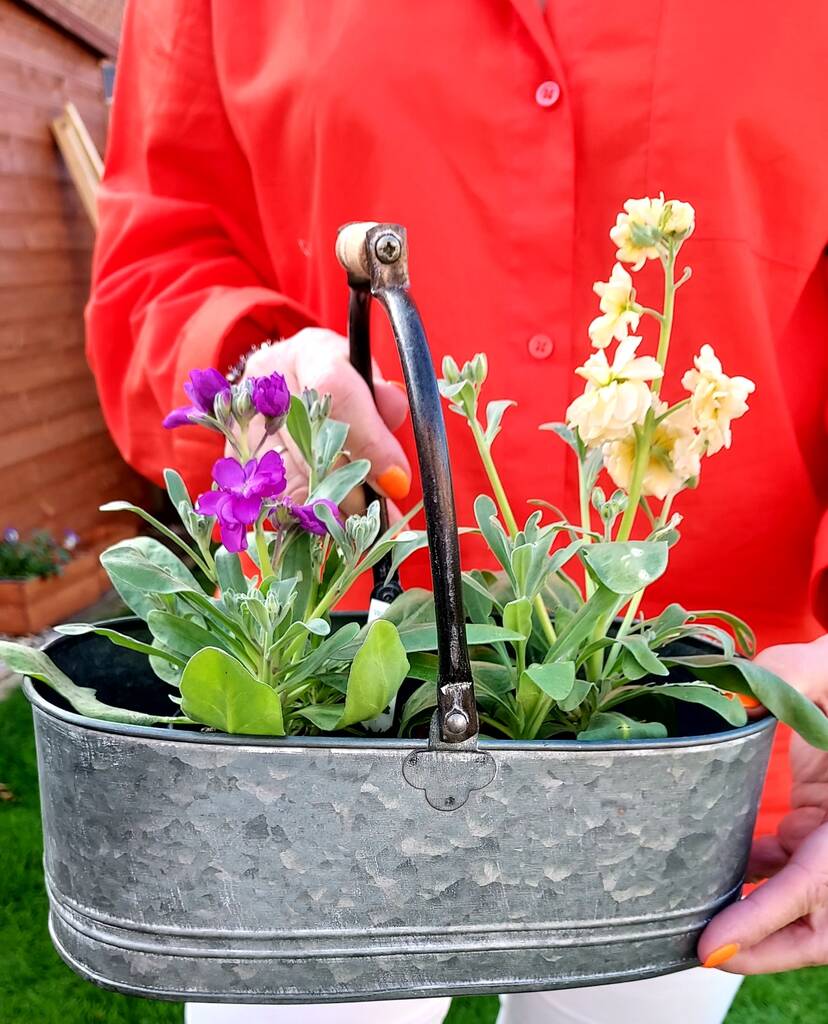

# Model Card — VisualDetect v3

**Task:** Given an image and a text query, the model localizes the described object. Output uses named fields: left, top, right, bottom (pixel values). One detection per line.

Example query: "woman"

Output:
left=86, top=2, right=828, bottom=1022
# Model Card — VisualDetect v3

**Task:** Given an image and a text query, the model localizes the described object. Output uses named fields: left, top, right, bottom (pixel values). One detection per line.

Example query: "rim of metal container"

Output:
left=23, top=675, right=775, bottom=753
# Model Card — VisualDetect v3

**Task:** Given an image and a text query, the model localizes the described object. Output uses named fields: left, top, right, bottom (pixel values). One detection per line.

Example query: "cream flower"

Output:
left=603, top=403, right=702, bottom=501
left=588, top=263, right=641, bottom=348
left=663, top=200, right=695, bottom=238
left=567, top=337, right=663, bottom=445
left=609, top=197, right=665, bottom=270
left=681, top=344, right=755, bottom=454
left=609, top=195, right=696, bottom=269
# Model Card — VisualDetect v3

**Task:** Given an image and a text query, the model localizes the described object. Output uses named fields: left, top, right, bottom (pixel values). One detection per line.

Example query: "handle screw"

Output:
left=374, top=232, right=402, bottom=264
left=444, top=710, right=470, bottom=738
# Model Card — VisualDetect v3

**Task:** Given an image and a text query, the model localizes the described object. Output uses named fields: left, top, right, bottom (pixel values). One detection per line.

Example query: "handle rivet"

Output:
left=444, top=710, right=470, bottom=738
left=374, top=232, right=402, bottom=264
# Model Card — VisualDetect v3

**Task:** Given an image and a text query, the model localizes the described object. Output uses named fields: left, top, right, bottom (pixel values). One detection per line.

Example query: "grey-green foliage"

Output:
left=0, top=394, right=424, bottom=738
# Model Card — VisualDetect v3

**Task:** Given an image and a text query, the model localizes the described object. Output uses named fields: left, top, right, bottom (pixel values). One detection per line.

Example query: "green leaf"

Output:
left=399, top=680, right=437, bottom=735
left=0, top=641, right=186, bottom=726
left=539, top=421, right=581, bottom=457
left=646, top=603, right=691, bottom=636
left=484, top=400, right=516, bottom=445
left=164, top=468, right=192, bottom=512
left=146, top=610, right=230, bottom=660
left=474, top=495, right=514, bottom=582
left=295, top=705, right=343, bottom=731
left=180, top=647, right=284, bottom=735
left=580, top=542, right=668, bottom=595
left=689, top=609, right=756, bottom=657
left=315, top=418, right=349, bottom=475
left=99, top=500, right=207, bottom=571
left=520, top=661, right=575, bottom=701
left=385, top=531, right=429, bottom=581
left=54, top=623, right=186, bottom=666
left=462, top=571, right=496, bottom=622
left=503, top=597, right=532, bottom=640
left=397, top=623, right=526, bottom=654
left=214, top=548, right=246, bottom=595
left=381, top=588, right=436, bottom=627
left=617, top=635, right=669, bottom=677
left=309, top=459, right=370, bottom=504
left=655, top=683, right=747, bottom=727
left=560, top=677, right=593, bottom=713
left=315, top=501, right=349, bottom=551
left=544, top=584, right=618, bottom=662
left=100, top=537, right=204, bottom=617
left=279, top=531, right=314, bottom=618
left=577, top=712, right=668, bottom=740
left=338, top=619, right=409, bottom=728
left=666, top=655, right=828, bottom=750
left=284, top=622, right=361, bottom=684
left=286, top=395, right=313, bottom=463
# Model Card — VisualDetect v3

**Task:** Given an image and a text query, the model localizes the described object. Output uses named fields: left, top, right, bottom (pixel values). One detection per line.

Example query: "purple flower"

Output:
left=163, top=368, right=231, bottom=429
left=250, top=372, right=291, bottom=420
left=282, top=498, right=343, bottom=537
left=3, top=527, right=19, bottom=544
left=62, top=530, right=80, bottom=551
left=196, top=451, right=287, bottom=552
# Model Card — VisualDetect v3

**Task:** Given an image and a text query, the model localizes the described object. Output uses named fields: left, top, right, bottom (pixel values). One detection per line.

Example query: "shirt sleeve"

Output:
left=85, top=0, right=316, bottom=497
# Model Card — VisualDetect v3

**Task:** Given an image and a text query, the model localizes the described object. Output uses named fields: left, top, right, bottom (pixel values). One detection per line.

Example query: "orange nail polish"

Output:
left=377, top=466, right=411, bottom=501
left=702, top=943, right=740, bottom=968
left=738, top=694, right=762, bottom=710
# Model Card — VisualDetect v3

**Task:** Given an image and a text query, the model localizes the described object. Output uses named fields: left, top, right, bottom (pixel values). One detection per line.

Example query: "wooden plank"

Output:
left=0, top=4, right=115, bottom=71
left=4, top=431, right=121, bottom=490
left=0, top=317, right=88, bottom=355
left=0, top=249, right=91, bottom=286
left=0, top=285, right=89, bottom=323
left=0, top=348, right=91, bottom=391
left=51, top=104, right=100, bottom=225
left=0, top=218, right=93, bottom=252
left=2, top=457, right=139, bottom=525
left=13, top=0, right=119, bottom=59
left=0, top=405, right=106, bottom=468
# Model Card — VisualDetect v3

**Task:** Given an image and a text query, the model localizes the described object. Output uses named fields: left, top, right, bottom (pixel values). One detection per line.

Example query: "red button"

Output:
left=535, top=81, right=561, bottom=108
left=528, top=334, right=554, bottom=359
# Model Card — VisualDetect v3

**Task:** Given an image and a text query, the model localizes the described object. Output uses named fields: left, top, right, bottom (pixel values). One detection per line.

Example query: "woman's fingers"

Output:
left=374, top=378, right=409, bottom=432
left=239, top=328, right=412, bottom=506
left=709, top=913, right=828, bottom=974
left=699, top=822, right=828, bottom=973
left=293, top=341, right=412, bottom=501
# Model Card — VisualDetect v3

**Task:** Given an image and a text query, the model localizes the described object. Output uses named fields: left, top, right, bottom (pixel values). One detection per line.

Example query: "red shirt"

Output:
left=87, top=0, right=828, bottom=832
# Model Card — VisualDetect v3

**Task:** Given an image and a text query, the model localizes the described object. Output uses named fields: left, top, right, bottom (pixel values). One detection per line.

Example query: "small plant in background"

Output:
left=2, top=197, right=828, bottom=751
left=0, top=528, right=79, bottom=581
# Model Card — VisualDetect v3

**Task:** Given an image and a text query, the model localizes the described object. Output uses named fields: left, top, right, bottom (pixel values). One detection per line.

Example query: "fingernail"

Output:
left=377, top=466, right=411, bottom=501
left=738, top=694, right=762, bottom=710
left=387, top=379, right=408, bottom=393
left=702, top=943, right=740, bottom=968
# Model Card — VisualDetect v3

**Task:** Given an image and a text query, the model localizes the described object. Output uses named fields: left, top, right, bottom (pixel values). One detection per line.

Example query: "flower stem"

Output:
left=615, top=246, right=678, bottom=542
left=653, top=246, right=677, bottom=392
left=615, top=421, right=652, bottom=542
left=468, top=419, right=557, bottom=645
left=470, top=420, right=519, bottom=535
left=254, top=513, right=272, bottom=586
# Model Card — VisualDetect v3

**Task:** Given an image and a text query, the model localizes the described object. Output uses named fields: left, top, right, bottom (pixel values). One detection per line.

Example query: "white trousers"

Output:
left=186, top=969, right=743, bottom=1024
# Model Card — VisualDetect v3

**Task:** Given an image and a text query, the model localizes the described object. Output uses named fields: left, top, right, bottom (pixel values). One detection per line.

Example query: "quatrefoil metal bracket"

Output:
left=402, top=714, right=497, bottom=811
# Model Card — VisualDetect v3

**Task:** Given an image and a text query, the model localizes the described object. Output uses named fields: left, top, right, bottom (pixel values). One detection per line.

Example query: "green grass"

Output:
left=2, top=686, right=826, bottom=1023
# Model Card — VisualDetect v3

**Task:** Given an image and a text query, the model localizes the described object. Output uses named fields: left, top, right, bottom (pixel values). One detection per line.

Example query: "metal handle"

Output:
left=337, top=222, right=478, bottom=744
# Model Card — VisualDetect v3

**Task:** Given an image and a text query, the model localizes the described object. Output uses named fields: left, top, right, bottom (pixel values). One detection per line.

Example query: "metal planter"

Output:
left=26, top=629, right=775, bottom=1003
left=25, top=222, right=775, bottom=1003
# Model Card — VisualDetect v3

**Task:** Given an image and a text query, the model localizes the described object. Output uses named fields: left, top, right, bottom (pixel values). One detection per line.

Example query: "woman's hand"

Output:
left=699, top=635, right=828, bottom=973
left=236, top=328, right=411, bottom=515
